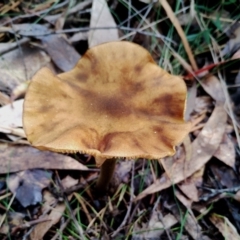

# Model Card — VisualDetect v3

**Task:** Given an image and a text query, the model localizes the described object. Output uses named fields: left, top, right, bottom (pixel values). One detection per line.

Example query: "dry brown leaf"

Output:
left=201, top=75, right=225, bottom=103
left=7, top=169, right=52, bottom=207
left=61, top=175, right=78, bottom=189
left=209, top=214, right=240, bottom=239
left=114, top=160, right=132, bottom=186
left=179, top=167, right=204, bottom=202
left=136, top=104, right=227, bottom=200
left=10, top=80, right=30, bottom=101
left=0, top=44, right=50, bottom=91
left=159, top=0, right=198, bottom=71
left=30, top=191, right=64, bottom=240
left=201, top=75, right=235, bottom=167
left=0, top=99, right=23, bottom=133
left=30, top=176, right=78, bottom=240
left=171, top=206, right=202, bottom=240
left=214, top=133, right=235, bottom=168
left=132, top=213, right=177, bottom=239
left=178, top=167, right=204, bottom=202
left=0, top=92, right=10, bottom=106
left=175, top=189, right=193, bottom=209
left=41, top=35, right=80, bottom=71
left=222, top=23, right=240, bottom=56
left=193, top=96, right=212, bottom=115
left=0, top=212, right=26, bottom=235
left=0, top=144, right=88, bottom=173
left=88, top=0, right=119, bottom=47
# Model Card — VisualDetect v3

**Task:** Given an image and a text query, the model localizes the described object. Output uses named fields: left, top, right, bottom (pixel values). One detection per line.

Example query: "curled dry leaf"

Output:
left=0, top=144, right=88, bottom=174
left=89, top=0, right=119, bottom=47
left=7, top=169, right=52, bottom=207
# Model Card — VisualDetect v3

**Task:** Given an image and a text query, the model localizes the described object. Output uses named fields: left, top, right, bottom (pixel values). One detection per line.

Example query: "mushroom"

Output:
left=23, top=41, right=191, bottom=193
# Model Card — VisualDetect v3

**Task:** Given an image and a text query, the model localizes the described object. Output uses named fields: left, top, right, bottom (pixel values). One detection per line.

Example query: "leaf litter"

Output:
left=0, top=1, right=240, bottom=239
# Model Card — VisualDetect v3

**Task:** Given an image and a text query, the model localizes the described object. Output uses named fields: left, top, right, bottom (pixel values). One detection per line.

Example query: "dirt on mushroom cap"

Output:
left=23, top=41, right=191, bottom=166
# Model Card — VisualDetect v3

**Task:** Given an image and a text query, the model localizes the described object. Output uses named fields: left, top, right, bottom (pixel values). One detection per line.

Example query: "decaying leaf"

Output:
left=114, top=160, right=132, bottom=186
left=170, top=205, right=203, bottom=240
left=132, top=213, right=178, bottom=239
left=88, top=0, right=119, bottom=47
left=201, top=75, right=225, bottom=103
left=0, top=99, right=23, bottom=133
left=41, top=35, right=81, bottom=71
left=214, top=133, right=235, bottom=168
left=222, top=23, right=240, bottom=56
left=0, top=37, right=29, bottom=55
left=0, top=91, right=10, bottom=105
left=178, top=167, right=204, bottom=202
left=30, top=176, right=78, bottom=240
left=7, top=169, right=52, bottom=207
left=209, top=214, right=240, bottom=239
left=10, top=80, right=30, bottom=101
left=0, top=44, right=50, bottom=91
left=0, top=212, right=26, bottom=235
left=0, top=144, right=88, bottom=173
left=11, top=24, right=51, bottom=37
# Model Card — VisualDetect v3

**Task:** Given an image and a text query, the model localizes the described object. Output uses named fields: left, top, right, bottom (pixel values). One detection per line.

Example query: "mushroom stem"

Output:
left=95, top=158, right=117, bottom=193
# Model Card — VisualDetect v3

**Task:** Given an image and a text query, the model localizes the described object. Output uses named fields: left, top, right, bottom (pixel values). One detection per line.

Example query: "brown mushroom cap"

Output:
left=23, top=41, right=191, bottom=166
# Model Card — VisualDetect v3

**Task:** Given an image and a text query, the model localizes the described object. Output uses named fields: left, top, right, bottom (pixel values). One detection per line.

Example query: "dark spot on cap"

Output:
left=132, top=138, right=147, bottom=152
left=97, top=95, right=131, bottom=118
left=153, top=94, right=173, bottom=105
left=134, top=65, right=142, bottom=73
left=61, top=92, right=68, bottom=99
left=152, top=126, right=163, bottom=133
left=98, top=132, right=116, bottom=152
left=38, top=104, right=54, bottom=113
left=121, top=79, right=145, bottom=98
left=66, top=80, right=131, bottom=118
left=158, top=134, right=173, bottom=149
left=77, top=73, right=89, bottom=82
left=151, top=94, right=184, bottom=118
